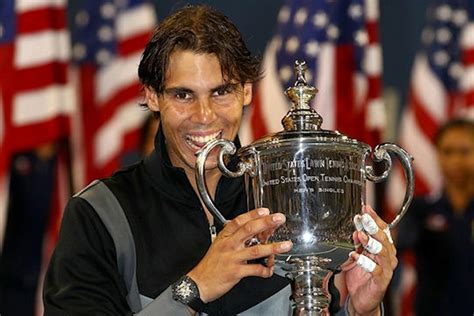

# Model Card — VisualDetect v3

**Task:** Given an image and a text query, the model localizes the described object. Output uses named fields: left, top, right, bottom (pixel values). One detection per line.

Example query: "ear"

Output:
left=242, top=82, right=253, bottom=107
left=144, top=86, right=160, bottom=112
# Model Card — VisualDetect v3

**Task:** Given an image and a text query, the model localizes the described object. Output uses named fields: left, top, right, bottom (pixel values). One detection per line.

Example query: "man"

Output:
left=44, top=5, right=396, bottom=315
left=397, top=119, right=474, bottom=315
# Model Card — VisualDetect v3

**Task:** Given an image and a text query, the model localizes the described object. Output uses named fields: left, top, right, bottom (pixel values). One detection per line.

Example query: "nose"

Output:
left=191, top=97, right=217, bottom=124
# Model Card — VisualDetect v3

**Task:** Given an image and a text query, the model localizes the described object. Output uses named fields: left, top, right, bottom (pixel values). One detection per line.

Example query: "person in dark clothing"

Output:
left=44, top=5, right=397, bottom=315
left=397, top=119, right=474, bottom=316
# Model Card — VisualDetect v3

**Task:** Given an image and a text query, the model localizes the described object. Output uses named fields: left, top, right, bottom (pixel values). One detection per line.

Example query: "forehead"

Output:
left=164, top=50, right=226, bottom=88
left=438, top=127, right=474, bottom=146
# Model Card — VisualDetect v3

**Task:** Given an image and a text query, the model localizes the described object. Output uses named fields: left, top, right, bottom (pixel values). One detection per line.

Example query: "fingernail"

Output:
left=258, top=208, right=270, bottom=216
left=362, top=213, right=379, bottom=235
left=279, top=241, right=292, bottom=250
left=272, top=213, right=285, bottom=223
left=348, top=251, right=356, bottom=258
left=353, top=214, right=363, bottom=231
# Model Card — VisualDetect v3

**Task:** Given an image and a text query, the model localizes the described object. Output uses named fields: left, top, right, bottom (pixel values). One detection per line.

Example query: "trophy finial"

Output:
left=294, top=60, right=308, bottom=85
left=282, top=60, right=323, bottom=131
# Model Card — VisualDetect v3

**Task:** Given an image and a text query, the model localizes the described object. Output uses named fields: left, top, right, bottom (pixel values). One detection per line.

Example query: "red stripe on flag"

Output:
left=11, top=62, right=68, bottom=91
left=466, top=90, right=474, bottom=106
left=463, top=48, right=474, bottom=65
left=335, top=44, right=356, bottom=138
left=119, top=32, right=153, bottom=56
left=409, top=91, right=439, bottom=142
left=17, top=8, right=66, bottom=34
left=9, top=117, right=71, bottom=152
left=366, top=21, right=379, bottom=44
left=249, top=87, right=269, bottom=140
left=78, top=65, right=99, bottom=182
left=99, top=83, right=141, bottom=126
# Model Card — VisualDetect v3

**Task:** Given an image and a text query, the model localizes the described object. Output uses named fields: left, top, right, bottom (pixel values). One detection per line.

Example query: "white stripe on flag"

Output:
left=96, top=52, right=142, bottom=104
left=15, top=30, right=70, bottom=68
left=363, top=44, right=382, bottom=76
left=16, top=0, right=65, bottom=13
left=364, top=0, right=379, bottom=21
left=93, top=101, right=148, bottom=167
left=116, top=3, right=156, bottom=40
left=400, top=108, right=442, bottom=191
left=460, top=66, right=474, bottom=92
left=460, top=23, right=474, bottom=48
left=354, top=73, right=368, bottom=110
left=13, top=84, right=75, bottom=125
left=315, top=43, right=335, bottom=130
left=259, top=38, right=290, bottom=133
left=412, top=55, right=447, bottom=123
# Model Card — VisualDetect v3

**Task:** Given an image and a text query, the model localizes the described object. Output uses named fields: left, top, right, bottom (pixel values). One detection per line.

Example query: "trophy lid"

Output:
left=242, top=60, right=369, bottom=153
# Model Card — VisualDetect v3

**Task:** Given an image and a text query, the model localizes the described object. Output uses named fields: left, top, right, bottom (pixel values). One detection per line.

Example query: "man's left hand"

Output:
left=340, top=205, right=398, bottom=316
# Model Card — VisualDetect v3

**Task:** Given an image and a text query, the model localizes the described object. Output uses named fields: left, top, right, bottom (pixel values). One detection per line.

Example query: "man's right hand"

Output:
left=186, top=208, right=293, bottom=303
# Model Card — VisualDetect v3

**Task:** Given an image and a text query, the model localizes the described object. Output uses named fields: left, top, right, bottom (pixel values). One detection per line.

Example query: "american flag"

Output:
left=388, top=1, right=473, bottom=315
left=0, top=0, right=74, bottom=249
left=70, top=0, right=155, bottom=188
left=0, top=0, right=156, bottom=314
left=240, top=0, right=385, bottom=147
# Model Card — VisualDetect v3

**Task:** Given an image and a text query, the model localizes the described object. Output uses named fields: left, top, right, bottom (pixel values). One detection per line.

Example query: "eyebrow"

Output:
left=163, top=83, right=240, bottom=96
left=210, top=83, right=239, bottom=94
left=163, top=87, right=194, bottom=95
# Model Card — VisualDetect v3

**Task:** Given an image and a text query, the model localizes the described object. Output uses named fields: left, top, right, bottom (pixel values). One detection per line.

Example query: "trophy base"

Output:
left=278, top=256, right=337, bottom=316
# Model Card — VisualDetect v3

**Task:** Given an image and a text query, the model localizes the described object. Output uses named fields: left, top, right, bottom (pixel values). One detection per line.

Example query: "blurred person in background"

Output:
left=397, top=118, right=474, bottom=315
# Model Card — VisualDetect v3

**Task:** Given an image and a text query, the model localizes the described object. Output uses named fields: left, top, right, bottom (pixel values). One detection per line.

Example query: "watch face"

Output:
left=175, top=279, right=194, bottom=301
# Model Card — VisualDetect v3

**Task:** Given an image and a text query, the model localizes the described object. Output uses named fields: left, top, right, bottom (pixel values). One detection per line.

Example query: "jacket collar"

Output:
left=144, top=125, right=244, bottom=211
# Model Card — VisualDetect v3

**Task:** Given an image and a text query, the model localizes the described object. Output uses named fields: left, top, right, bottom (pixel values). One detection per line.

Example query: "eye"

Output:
left=174, top=92, right=192, bottom=101
left=213, top=86, right=233, bottom=97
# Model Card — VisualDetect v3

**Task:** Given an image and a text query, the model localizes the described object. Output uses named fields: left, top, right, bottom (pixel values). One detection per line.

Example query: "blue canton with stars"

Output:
left=275, top=0, right=368, bottom=89
left=423, top=0, right=472, bottom=92
left=70, top=0, right=146, bottom=67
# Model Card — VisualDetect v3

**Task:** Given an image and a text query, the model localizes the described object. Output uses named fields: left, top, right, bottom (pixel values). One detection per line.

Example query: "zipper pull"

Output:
left=209, top=225, right=217, bottom=243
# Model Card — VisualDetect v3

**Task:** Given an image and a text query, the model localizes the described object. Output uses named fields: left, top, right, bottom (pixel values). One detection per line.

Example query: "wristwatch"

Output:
left=171, top=275, right=207, bottom=312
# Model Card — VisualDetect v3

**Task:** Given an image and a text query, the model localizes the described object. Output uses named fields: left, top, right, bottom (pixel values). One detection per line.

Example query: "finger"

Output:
left=363, top=205, right=388, bottom=230
left=223, top=208, right=270, bottom=235
left=353, top=214, right=364, bottom=231
left=357, top=231, right=396, bottom=271
left=364, top=235, right=383, bottom=255
left=237, top=241, right=293, bottom=261
left=234, top=213, right=286, bottom=244
left=361, top=213, right=379, bottom=235
left=350, top=252, right=380, bottom=274
left=360, top=211, right=396, bottom=254
left=352, top=231, right=363, bottom=253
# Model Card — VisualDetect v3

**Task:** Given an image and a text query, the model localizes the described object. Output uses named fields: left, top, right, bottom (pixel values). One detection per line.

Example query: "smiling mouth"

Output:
left=185, top=130, right=223, bottom=150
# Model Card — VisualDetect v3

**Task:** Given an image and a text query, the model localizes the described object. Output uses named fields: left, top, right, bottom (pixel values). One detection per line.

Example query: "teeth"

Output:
left=187, top=131, right=221, bottom=145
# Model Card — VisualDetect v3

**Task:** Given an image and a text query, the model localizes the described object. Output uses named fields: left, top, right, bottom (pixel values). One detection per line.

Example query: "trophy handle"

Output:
left=365, top=143, right=414, bottom=229
left=195, top=139, right=252, bottom=226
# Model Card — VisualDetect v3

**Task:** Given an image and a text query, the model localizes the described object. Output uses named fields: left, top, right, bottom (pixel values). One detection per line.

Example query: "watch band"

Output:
left=171, top=275, right=207, bottom=312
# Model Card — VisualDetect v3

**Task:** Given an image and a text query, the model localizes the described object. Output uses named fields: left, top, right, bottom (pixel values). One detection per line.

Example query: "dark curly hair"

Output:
left=138, top=5, right=262, bottom=97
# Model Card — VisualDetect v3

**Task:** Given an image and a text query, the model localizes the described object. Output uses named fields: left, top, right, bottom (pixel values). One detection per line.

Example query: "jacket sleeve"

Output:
left=43, top=197, right=132, bottom=315
left=43, top=197, right=193, bottom=316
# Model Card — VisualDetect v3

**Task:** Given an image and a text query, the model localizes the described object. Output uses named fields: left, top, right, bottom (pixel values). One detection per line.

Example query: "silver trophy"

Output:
left=196, top=60, right=414, bottom=315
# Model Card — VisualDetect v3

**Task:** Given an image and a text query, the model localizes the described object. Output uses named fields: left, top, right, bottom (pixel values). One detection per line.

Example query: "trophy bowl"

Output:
left=195, top=60, right=414, bottom=315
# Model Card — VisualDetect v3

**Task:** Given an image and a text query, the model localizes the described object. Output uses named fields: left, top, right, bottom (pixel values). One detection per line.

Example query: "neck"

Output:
left=185, top=167, right=222, bottom=225
left=445, top=182, right=474, bottom=215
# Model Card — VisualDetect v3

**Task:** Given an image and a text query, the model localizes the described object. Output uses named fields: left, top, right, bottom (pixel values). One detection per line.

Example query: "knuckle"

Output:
left=243, top=222, right=254, bottom=234
left=233, top=216, right=245, bottom=227
left=249, top=245, right=260, bottom=257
